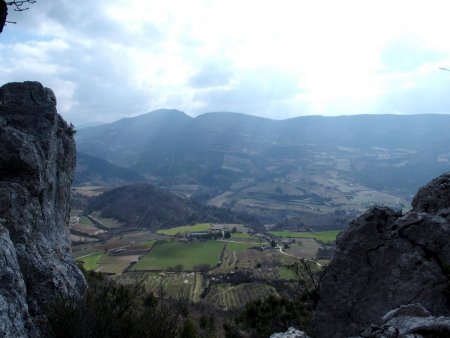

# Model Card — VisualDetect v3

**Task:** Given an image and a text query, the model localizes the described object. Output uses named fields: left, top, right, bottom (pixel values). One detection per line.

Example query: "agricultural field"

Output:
left=230, top=232, right=265, bottom=243
left=70, top=234, right=97, bottom=244
left=78, top=252, right=104, bottom=270
left=156, top=223, right=212, bottom=235
left=71, top=234, right=98, bottom=243
left=284, top=239, right=320, bottom=259
left=78, top=216, right=96, bottom=227
left=72, top=231, right=160, bottom=257
left=269, top=230, right=341, bottom=243
left=212, top=245, right=296, bottom=275
left=71, top=222, right=105, bottom=236
left=90, top=211, right=124, bottom=228
left=223, top=241, right=258, bottom=252
left=131, top=240, right=225, bottom=271
left=96, top=254, right=142, bottom=274
left=156, top=223, right=251, bottom=236
left=76, top=244, right=153, bottom=274
left=206, top=282, right=278, bottom=310
left=114, top=271, right=204, bottom=302
left=71, top=215, right=326, bottom=314
left=219, top=224, right=250, bottom=232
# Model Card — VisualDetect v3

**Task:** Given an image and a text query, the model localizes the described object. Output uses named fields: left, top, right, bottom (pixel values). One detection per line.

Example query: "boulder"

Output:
left=270, top=327, right=311, bottom=338
left=312, top=173, right=450, bottom=338
left=0, top=82, right=86, bottom=337
left=354, top=303, right=450, bottom=338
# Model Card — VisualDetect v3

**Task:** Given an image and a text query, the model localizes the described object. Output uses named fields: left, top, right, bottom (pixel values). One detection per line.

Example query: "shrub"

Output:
left=46, top=271, right=188, bottom=338
left=227, top=295, right=312, bottom=338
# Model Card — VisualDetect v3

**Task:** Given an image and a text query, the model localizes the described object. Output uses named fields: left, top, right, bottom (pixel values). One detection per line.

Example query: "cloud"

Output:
left=2, top=0, right=450, bottom=125
left=377, top=69, right=450, bottom=115
left=189, top=62, right=234, bottom=89
left=381, top=37, right=444, bottom=72
left=191, top=67, right=307, bottom=118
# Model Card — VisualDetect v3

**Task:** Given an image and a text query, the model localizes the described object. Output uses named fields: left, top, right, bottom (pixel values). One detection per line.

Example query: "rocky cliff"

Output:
left=313, top=173, right=450, bottom=338
left=0, top=82, right=86, bottom=337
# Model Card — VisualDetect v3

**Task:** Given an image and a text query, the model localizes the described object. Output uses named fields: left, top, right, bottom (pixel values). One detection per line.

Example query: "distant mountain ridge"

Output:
left=75, top=152, right=147, bottom=186
left=76, top=110, right=450, bottom=224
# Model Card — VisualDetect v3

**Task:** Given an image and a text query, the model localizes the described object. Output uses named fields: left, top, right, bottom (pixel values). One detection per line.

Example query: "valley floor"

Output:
left=71, top=210, right=339, bottom=311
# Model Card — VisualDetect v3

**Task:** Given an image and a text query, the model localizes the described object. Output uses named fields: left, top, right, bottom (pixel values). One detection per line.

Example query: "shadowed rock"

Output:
left=0, top=82, right=86, bottom=337
left=312, top=172, right=450, bottom=338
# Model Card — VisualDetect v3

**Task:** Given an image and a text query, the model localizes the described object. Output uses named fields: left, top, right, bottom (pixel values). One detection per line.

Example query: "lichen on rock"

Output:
left=0, top=82, right=86, bottom=337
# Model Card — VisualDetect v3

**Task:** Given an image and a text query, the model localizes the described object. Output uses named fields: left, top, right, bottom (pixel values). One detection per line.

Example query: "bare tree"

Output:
left=0, top=0, right=37, bottom=34
left=0, top=1, right=6, bottom=33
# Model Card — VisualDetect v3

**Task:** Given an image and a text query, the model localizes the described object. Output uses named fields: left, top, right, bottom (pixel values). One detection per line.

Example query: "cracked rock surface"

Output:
left=312, top=173, right=450, bottom=338
left=0, top=82, right=86, bottom=337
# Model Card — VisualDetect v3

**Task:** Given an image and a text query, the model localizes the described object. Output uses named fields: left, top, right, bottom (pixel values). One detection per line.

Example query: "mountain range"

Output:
left=75, top=110, right=450, bottom=224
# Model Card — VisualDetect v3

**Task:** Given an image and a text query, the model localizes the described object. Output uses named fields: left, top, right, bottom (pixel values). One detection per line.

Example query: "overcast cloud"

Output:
left=2, top=0, right=450, bottom=125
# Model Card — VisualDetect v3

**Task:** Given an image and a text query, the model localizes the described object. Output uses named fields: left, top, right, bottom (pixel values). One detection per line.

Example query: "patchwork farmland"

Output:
left=71, top=205, right=338, bottom=312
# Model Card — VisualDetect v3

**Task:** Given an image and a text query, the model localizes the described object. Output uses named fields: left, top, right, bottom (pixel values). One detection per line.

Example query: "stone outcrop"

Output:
left=312, top=173, right=450, bottom=338
left=354, top=304, right=450, bottom=338
left=0, top=82, right=86, bottom=337
left=270, top=327, right=311, bottom=338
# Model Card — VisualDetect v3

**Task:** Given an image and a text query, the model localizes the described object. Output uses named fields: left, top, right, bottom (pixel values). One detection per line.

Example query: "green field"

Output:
left=269, top=230, right=341, bottom=243
left=224, top=242, right=257, bottom=252
left=230, top=232, right=253, bottom=239
left=78, top=252, right=104, bottom=270
left=278, top=266, right=296, bottom=280
left=131, top=240, right=224, bottom=271
left=156, top=223, right=211, bottom=236
left=78, top=216, right=96, bottom=227
left=134, top=240, right=155, bottom=249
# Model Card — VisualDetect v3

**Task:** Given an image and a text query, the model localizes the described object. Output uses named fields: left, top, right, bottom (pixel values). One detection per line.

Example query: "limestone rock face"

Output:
left=354, top=304, right=450, bottom=338
left=0, top=82, right=86, bottom=337
left=312, top=173, right=450, bottom=338
left=270, top=327, right=311, bottom=338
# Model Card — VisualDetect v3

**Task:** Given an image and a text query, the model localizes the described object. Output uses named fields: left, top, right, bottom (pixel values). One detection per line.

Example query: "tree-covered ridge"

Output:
left=85, top=183, right=260, bottom=230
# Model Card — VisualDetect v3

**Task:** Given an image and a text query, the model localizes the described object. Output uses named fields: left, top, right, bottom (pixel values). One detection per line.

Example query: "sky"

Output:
left=2, top=0, right=450, bottom=126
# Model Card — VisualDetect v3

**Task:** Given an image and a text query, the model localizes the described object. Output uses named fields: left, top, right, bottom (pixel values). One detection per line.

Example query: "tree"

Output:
left=0, top=0, right=37, bottom=34
left=287, top=259, right=320, bottom=307
left=178, top=318, right=197, bottom=338
left=270, top=239, right=277, bottom=248
left=227, top=294, right=312, bottom=337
